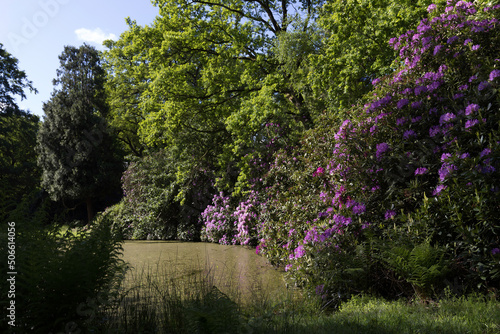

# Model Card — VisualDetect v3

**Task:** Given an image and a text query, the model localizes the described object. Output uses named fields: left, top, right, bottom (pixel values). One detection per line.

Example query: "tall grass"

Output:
left=88, top=256, right=500, bottom=334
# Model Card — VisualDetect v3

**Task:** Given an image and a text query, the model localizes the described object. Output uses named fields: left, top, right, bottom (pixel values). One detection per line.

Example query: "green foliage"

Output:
left=0, top=111, right=40, bottom=222
left=37, top=44, right=123, bottom=222
left=103, top=150, right=213, bottom=240
left=0, top=221, right=126, bottom=333
left=310, top=0, right=446, bottom=110
left=0, top=43, right=41, bottom=222
left=382, top=241, right=449, bottom=297
left=0, top=42, right=37, bottom=107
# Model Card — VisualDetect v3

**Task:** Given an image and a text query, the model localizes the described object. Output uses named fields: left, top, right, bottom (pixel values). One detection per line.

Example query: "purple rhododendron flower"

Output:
left=397, top=99, right=409, bottom=109
left=439, top=163, right=457, bottom=181
left=460, top=153, right=470, bottom=159
left=352, top=203, right=366, bottom=215
left=376, top=142, right=390, bottom=159
left=414, top=86, right=427, bottom=95
left=480, top=165, right=496, bottom=174
left=411, top=101, right=423, bottom=109
left=465, top=119, right=479, bottom=129
left=433, top=44, right=444, bottom=55
left=441, top=153, right=452, bottom=162
left=415, top=167, right=429, bottom=175
left=439, top=113, right=456, bottom=125
left=396, top=117, right=407, bottom=126
left=472, top=45, right=480, bottom=51
left=427, top=4, right=436, bottom=12
left=492, top=248, right=500, bottom=255
left=429, top=125, right=441, bottom=137
left=294, top=245, right=306, bottom=258
left=433, top=184, right=447, bottom=196
left=447, top=36, right=459, bottom=44
left=480, top=148, right=491, bottom=158
left=489, top=69, right=500, bottom=81
left=478, top=81, right=489, bottom=91
left=403, top=130, right=416, bottom=139
left=465, top=103, right=479, bottom=115
left=385, top=210, right=396, bottom=220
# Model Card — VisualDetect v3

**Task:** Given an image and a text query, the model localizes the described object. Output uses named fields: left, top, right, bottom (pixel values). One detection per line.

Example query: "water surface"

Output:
left=121, top=241, right=288, bottom=300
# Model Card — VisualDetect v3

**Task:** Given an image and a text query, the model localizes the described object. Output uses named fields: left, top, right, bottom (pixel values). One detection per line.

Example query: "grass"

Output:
left=85, top=257, right=500, bottom=334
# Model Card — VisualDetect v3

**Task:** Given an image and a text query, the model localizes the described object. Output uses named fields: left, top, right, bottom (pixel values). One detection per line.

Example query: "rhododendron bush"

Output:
left=201, top=1, right=500, bottom=300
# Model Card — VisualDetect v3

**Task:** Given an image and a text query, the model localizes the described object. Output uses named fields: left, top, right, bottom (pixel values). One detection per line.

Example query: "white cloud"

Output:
left=75, top=28, right=116, bottom=45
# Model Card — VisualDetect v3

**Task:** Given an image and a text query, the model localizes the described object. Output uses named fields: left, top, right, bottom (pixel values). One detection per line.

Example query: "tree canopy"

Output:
left=0, top=43, right=40, bottom=221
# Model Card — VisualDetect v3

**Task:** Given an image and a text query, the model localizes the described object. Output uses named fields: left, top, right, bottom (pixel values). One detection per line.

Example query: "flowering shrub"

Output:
left=233, top=190, right=260, bottom=246
left=105, top=150, right=214, bottom=240
left=257, top=0, right=500, bottom=299
left=200, top=192, right=236, bottom=244
left=200, top=190, right=260, bottom=246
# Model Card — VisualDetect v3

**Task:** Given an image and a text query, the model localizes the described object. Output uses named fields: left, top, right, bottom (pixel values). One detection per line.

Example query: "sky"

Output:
left=0, top=0, right=160, bottom=117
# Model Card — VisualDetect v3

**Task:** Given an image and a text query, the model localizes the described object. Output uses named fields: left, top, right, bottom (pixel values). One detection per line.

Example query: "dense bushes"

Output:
left=102, top=150, right=214, bottom=240
left=199, top=0, right=500, bottom=301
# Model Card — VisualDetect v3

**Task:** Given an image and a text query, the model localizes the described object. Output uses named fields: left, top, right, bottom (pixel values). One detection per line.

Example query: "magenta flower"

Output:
left=414, top=167, right=429, bottom=175
left=385, top=210, right=396, bottom=220
left=313, top=167, right=325, bottom=177
left=433, top=184, right=447, bottom=196
left=352, top=203, right=366, bottom=215
left=294, top=245, right=306, bottom=258
left=427, top=4, right=436, bottom=12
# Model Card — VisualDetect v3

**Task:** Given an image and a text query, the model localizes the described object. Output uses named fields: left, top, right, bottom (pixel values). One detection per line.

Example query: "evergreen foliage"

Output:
left=37, top=44, right=123, bottom=223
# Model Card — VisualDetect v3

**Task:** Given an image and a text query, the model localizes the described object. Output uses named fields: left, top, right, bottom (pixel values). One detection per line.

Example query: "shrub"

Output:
left=257, top=0, right=500, bottom=300
left=109, top=150, right=214, bottom=240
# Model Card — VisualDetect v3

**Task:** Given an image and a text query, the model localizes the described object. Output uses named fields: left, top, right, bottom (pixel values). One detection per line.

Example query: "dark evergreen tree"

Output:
left=37, top=44, right=123, bottom=223
left=0, top=43, right=40, bottom=221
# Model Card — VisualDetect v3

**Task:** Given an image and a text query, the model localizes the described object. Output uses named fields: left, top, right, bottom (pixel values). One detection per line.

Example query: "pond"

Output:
left=121, top=240, right=289, bottom=301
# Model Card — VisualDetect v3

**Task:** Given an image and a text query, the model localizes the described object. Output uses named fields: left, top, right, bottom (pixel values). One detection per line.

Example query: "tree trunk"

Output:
left=86, top=197, right=94, bottom=224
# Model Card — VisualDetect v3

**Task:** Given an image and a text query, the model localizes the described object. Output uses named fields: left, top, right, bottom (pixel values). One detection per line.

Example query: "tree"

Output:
left=0, top=43, right=40, bottom=221
left=309, top=0, right=447, bottom=110
left=37, top=44, right=123, bottom=223
left=0, top=43, right=37, bottom=109
left=104, top=0, right=325, bottom=196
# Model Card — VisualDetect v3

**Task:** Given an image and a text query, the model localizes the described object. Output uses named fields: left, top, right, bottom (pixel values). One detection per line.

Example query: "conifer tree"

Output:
left=37, top=44, right=122, bottom=223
